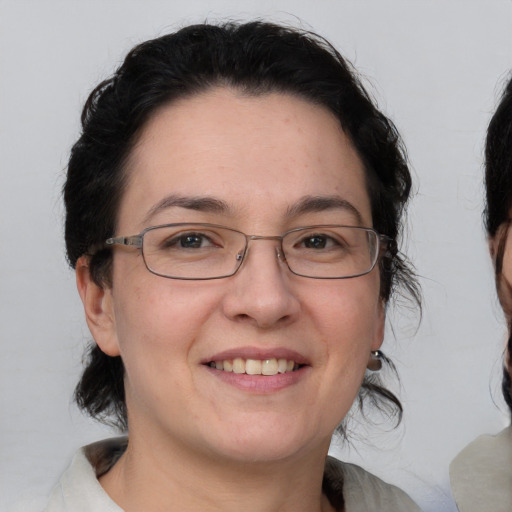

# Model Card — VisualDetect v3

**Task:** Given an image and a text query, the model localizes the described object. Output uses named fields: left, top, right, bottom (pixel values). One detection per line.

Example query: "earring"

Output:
left=367, top=350, right=384, bottom=372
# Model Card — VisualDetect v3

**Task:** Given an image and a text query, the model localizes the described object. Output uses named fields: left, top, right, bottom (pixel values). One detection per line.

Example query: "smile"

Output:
left=207, top=358, right=300, bottom=376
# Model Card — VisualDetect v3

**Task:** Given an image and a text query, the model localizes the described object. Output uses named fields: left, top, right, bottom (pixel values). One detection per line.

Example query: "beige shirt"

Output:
left=450, top=426, right=512, bottom=512
left=44, top=437, right=420, bottom=512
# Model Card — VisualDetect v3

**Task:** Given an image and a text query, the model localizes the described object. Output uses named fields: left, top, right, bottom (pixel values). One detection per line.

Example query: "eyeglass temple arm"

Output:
left=379, top=235, right=396, bottom=253
left=105, top=235, right=143, bottom=248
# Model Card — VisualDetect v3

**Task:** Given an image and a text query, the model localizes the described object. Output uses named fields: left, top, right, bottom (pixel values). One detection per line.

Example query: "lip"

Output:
left=201, top=347, right=310, bottom=366
left=201, top=346, right=310, bottom=394
left=204, top=364, right=309, bottom=393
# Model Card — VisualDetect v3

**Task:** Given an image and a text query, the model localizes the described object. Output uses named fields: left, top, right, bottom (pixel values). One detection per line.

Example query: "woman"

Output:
left=45, top=21, right=421, bottom=511
left=450, top=77, right=512, bottom=511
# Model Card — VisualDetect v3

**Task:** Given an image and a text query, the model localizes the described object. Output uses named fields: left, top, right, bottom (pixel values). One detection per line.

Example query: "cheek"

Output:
left=111, top=279, right=225, bottom=420
left=308, top=285, right=381, bottom=428
left=306, top=276, right=383, bottom=384
left=310, top=275, right=382, bottom=338
left=498, top=237, right=512, bottom=318
left=111, top=275, right=220, bottom=372
left=503, top=237, right=512, bottom=285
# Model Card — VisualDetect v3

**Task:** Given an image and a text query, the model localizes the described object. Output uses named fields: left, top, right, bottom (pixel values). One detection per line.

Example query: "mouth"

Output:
left=206, top=358, right=302, bottom=376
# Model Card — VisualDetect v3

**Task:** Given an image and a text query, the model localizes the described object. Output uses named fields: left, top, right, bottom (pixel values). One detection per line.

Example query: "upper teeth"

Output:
left=209, top=358, right=297, bottom=376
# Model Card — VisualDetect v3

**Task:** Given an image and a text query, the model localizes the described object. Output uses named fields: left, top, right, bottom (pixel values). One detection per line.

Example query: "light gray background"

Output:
left=1, top=1, right=512, bottom=511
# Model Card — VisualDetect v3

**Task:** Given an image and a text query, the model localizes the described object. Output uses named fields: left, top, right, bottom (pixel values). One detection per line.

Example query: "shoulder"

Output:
left=324, top=456, right=421, bottom=512
left=450, top=426, right=512, bottom=512
left=43, top=437, right=127, bottom=512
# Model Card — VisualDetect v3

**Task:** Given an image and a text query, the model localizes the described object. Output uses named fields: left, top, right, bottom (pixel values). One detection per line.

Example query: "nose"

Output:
left=222, top=238, right=301, bottom=329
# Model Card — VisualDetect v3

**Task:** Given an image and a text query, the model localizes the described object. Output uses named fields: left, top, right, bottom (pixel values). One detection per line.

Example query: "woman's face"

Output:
left=492, top=223, right=512, bottom=374
left=492, top=223, right=512, bottom=320
left=86, top=88, right=384, bottom=463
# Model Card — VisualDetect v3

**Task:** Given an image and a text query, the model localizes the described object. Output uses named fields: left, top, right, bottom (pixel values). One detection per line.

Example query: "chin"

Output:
left=205, top=421, right=329, bottom=464
left=216, top=442, right=306, bottom=464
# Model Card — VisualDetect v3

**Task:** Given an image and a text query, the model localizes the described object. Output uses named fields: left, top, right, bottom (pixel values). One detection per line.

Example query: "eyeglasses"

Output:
left=105, top=223, right=389, bottom=280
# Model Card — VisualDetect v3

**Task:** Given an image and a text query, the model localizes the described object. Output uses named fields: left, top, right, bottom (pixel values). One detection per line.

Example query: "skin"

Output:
left=491, top=224, right=512, bottom=377
left=493, top=223, right=512, bottom=319
left=77, top=88, right=385, bottom=512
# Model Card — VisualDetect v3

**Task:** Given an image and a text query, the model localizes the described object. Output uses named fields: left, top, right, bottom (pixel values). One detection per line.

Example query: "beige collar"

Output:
left=450, top=426, right=512, bottom=512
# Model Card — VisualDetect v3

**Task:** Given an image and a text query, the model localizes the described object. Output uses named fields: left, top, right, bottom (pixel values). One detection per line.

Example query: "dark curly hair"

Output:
left=485, top=74, right=512, bottom=416
left=65, top=21, right=420, bottom=430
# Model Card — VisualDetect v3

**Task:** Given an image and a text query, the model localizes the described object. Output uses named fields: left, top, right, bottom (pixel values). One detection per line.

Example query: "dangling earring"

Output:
left=367, top=350, right=383, bottom=372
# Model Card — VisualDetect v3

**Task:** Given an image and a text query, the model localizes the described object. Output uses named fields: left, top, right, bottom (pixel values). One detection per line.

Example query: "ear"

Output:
left=489, top=235, right=498, bottom=263
left=489, top=222, right=511, bottom=268
left=76, top=256, right=120, bottom=357
left=371, top=299, right=386, bottom=351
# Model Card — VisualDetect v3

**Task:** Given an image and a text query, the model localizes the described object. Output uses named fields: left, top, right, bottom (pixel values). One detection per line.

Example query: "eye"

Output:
left=179, top=233, right=210, bottom=249
left=298, top=234, right=341, bottom=250
left=162, top=231, right=220, bottom=250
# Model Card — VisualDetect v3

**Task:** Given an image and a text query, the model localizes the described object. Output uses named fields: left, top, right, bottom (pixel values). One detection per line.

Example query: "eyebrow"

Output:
left=144, top=194, right=232, bottom=223
left=286, top=195, right=364, bottom=224
left=144, top=193, right=363, bottom=225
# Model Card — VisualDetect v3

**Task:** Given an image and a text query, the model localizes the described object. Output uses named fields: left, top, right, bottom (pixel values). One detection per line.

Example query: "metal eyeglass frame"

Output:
left=105, top=222, right=391, bottom=280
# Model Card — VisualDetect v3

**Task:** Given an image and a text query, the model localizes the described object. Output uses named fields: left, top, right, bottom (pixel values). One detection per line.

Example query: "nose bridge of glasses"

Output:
left=241, top=234, right=286, bottom=262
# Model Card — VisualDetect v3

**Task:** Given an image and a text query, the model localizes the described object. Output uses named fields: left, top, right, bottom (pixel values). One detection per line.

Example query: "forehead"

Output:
left=119, top=88, right=371, bottom=231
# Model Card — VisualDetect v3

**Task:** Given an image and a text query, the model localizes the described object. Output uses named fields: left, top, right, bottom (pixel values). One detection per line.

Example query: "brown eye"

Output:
left=298, top=234, right=342, bottom=250
left=303, top=235, right=328, bottom=249
left=179, top=234, right=206, bottom=248
left=161, top=232, right=218, bottom=250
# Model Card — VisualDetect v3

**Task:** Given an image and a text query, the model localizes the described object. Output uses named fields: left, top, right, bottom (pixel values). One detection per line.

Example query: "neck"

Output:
left=99, top=429, right=336, bottom=512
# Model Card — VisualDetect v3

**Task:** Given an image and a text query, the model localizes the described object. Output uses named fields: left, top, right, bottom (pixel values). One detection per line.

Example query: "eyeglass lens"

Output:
left=140, top=224, right=379, bottom=280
